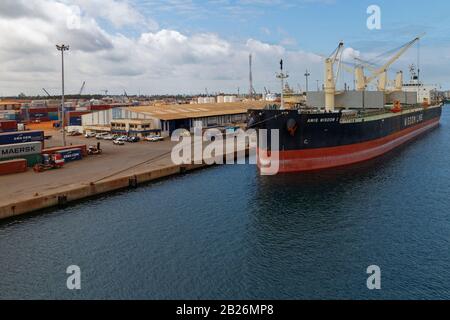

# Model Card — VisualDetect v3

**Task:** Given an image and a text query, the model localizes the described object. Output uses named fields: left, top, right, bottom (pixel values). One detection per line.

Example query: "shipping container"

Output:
left=89, top=105, right=112, bottom=111
left=55, top=148, right=82, bottom=163
left=0, top=120, right=18, bottom=132
left=43, top=144, right=88, bottom=156
left=30, top=117, right=51, bottom=122
left=0, top=130, right=44, bottom=145
left=28, top=108, right=48, bottom=114
left=29, top=113, right=49, bottom=118
left=2, top=154, right=42, bottom=167
left=48, top=112, right=59, bottom=121
left=0, top=158, right=27, bottom=175
left=4, top=113, right=19, bottom=121
left=68, top=117, right=82, bottom=126
left=0, top=141, right=43, bottom=160
left=66, top=111, right=91, bottom=117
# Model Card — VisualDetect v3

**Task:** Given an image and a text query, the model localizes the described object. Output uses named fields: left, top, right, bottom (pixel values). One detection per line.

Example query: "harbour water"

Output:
left=1, top=105, right=450, bottom=300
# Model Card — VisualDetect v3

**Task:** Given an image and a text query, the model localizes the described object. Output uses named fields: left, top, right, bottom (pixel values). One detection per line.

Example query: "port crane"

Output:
left=42, top=88, right=52, bottom=97
left=79, top=81, right=86, bottom=96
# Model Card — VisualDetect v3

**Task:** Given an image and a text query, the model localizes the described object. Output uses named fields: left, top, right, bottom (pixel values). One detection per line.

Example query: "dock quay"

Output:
left=0, top=132, right=251, bottom=221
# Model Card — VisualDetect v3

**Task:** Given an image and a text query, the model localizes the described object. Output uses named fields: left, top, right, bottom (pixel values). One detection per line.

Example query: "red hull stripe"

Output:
left=258, top=118, right=440, bottom=173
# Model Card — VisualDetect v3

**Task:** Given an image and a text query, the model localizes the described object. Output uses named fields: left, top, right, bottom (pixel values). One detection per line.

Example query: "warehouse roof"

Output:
left=128, top=101, right=268, bottom=121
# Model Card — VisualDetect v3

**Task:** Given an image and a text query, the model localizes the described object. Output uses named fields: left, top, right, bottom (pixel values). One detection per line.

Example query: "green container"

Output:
left=4, top=154, right=42, bottom=167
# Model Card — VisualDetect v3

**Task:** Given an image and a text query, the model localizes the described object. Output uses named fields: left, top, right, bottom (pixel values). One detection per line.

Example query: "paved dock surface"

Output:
left=0, top=130, right=252, bottom=208
left=0, top=132, right=180, bottom=206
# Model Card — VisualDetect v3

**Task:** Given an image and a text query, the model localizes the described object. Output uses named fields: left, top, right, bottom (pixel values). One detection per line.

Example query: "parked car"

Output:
left=113, top=139, right=125, bottom=145
left=103, top=134, right=114, bottom=140
left=127, top=136, right=140, bottom=143
left=96, top=133, right=109, bottom=140
left=68, top=131, right=82, bottom=136
left=85, top=132, right=96, bottom=138
left=116, top=135, right=128, bottom=142
left=145, top=135, right=164, bottom=142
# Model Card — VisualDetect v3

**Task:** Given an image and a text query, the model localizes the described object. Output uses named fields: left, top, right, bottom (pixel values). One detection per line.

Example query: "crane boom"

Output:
left=79, top=81, right=86, bottom=96
left=42, top=88, right=51, bottom=97
left=364, top=35, right=423, bottom=85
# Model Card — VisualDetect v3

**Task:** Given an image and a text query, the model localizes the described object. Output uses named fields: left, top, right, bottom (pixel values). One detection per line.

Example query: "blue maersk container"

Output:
left=56, top=148, right=82, bottom=163
left=0, top=131, right=44, bottom=145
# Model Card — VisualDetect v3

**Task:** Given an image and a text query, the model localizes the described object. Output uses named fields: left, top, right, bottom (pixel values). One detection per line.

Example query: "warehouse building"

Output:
left=82, top=102, right=267, bottom=137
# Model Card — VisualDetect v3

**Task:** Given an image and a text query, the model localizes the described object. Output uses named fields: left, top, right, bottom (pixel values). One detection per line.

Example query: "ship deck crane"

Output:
left=356, top=34, right=424, bottom=91
left=324, top=41, right=344, bottom=112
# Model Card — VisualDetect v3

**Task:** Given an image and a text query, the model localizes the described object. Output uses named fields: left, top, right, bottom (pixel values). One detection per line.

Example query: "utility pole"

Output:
left=304, top=69, right=311, bottom=92
left=56, top=44, right=69, bottom=146
left=276, top=59, right=289, bottom=110
left=316, top=80, right=320, bottom=91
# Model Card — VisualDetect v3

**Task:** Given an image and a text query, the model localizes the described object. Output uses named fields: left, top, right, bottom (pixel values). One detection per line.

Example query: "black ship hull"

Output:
left=248, top=105, right=442, bottom=174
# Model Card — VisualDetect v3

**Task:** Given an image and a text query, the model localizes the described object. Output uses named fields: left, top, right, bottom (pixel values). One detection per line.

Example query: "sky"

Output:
left=0, top=0, right=450, bottom=96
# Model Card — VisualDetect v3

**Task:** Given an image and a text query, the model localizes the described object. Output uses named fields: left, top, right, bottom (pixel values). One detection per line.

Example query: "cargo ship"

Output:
left=248, top=37, right=443, bottom=174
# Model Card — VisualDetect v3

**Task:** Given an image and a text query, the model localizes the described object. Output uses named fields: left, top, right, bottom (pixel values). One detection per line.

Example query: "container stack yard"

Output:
left=0, top=130, right=45, bottom=172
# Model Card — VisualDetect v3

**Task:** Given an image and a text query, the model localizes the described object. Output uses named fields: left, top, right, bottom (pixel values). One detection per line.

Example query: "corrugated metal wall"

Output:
left=82, top=108, right=161, bottom=129
left=307, top=91, right=386, bottom=109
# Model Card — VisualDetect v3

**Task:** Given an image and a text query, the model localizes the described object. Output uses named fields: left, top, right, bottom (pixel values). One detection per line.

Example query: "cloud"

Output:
left=73, top=0, right=159, bottom=30
left=2, top=0, right=443, bottom=96
left=0, top=0, right=328, bottom=96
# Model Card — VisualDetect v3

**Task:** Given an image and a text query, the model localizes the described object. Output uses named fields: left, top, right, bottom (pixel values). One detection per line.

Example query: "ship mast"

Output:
left=276, top=59, right=289, bottom=110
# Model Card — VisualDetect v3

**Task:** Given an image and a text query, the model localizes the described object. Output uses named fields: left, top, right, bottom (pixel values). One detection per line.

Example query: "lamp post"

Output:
left=56, top=44, right=69, bottom=146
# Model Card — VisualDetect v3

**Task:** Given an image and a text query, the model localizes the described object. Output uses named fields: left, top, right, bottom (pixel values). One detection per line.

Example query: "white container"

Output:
left=0, top=141, right=43, bottom=160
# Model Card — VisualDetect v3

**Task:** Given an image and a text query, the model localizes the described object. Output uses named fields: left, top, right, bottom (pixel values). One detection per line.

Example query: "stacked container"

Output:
left=0, top=130, right=44, bottom=167
left=65, top=111, right=90, bottom=126
left=0, top=120, right=18, bottom=133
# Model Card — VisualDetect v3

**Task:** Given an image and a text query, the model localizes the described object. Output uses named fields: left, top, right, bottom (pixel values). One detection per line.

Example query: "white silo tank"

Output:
left=217, top=96, right=225, bottom=103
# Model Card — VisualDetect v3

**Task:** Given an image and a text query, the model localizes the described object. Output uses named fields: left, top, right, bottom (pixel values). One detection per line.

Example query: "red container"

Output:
left=0, top=120, right=18, bottom=132
left=30, top=117, right=50, bottom=122
left=66, top=111, right=90, bottom=117
left=43, top=144, right=88, bottom=156
left=0, top=159, right=27, bottom=175
left=89, top=105, right=111, bottom=111
left=28, top=108, right=48, bottom=114
left=46, top=107, right=59, bottom=112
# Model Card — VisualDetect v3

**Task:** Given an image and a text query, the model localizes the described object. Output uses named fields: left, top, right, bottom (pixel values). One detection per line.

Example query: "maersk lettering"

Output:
left=1, top=145, right=36, bottom=156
